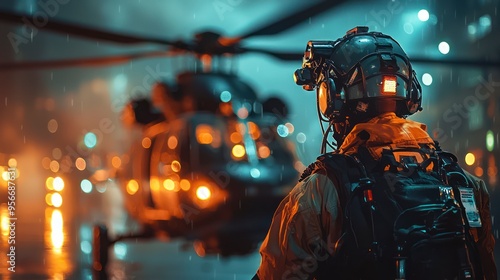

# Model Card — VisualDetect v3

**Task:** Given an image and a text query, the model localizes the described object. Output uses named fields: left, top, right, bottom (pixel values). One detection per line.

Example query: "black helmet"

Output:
left=294, top=26, right=422, bottom=149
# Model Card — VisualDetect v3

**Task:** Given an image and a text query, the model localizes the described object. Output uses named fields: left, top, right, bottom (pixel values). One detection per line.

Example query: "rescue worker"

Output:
left=253, top=27, right=496, bottom=280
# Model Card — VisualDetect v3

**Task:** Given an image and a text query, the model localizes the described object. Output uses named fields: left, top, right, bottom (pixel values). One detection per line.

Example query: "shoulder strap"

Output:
left=300, top=153, right=365, bottom=219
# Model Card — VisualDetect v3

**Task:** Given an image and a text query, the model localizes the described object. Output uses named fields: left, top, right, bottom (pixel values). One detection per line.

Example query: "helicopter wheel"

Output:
left=92, top=224, right=110, bottom=280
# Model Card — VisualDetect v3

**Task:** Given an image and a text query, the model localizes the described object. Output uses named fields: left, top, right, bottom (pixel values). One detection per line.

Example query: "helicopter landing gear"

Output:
left=92, top=224, right=110, bottom=280
left=92, top=223, right=156, bottom=280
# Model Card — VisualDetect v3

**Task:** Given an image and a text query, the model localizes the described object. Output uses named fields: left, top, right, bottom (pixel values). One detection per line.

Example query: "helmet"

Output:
left=294, top=26, right=422, bottom=149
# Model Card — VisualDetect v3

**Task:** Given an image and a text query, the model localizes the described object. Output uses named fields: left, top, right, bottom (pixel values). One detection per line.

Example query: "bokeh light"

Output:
left=232, top=144, right=246, bottom=158
left=50, top=160, right=60, bottom=173
left=75, top=157, right=86, bottom=171
left=111, top=156, right=122, bottom=168
left=46, top=177, right=55, bottom=190
left=486, top=130, right=494, bottom=152
left=53, top=177, right=65, bottom=191
left=168, top=136, right=178, bottom=149
left=84, top=132, right=97, bottom=148
left=51, top=193, right=63, bottom=207
left=48, top=119, right=58, bottom=133
left=465, top=153, right=475, bottom=166
left=142, top=137, right=152, bottom=149
left=418, top=9, right=430, bottom=21
left=422, top=73, right=433, bottom=86
left=277, top=124, right=289, bottom=137
left=438, top=41, right=450, bottom=54
left=220, top=90, right=232, bottom=102
left=8, top=158, right=17, bottom=168
left=126, top=179, right=139, bottom=195
left=196, top=186, right=211, bottom=200
left=80, top=179, right=92, bottom=193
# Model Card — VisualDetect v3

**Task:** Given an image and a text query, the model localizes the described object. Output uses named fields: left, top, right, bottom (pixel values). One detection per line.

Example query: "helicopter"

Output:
left=0, top=3, right=342, bottom=278
left=1, top=2, right=500, bottom=279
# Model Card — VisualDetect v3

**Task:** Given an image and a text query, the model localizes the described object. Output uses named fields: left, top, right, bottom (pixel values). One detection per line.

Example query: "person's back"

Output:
left=253, top=26, right=496, bottom=280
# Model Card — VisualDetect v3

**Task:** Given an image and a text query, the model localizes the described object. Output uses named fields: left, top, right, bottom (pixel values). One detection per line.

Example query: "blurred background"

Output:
left=0, top=0, right=499, bottom=279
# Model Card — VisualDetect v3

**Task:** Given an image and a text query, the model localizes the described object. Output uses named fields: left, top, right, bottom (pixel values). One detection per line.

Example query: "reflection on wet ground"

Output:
left=2, top=172, right=499, bottom=279
left=0, top=180, right=261, bottom=280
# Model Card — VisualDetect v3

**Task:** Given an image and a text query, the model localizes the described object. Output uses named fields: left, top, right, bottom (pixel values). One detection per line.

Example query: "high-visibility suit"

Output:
left=254, top=113, right=496, bottom=280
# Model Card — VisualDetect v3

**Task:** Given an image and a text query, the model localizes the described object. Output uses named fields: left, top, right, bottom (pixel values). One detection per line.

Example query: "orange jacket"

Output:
left=255, top=113, right=496, bottom=280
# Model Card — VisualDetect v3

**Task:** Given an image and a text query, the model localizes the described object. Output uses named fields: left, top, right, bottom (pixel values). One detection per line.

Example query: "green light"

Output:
left=486, top=130, right=494, bottom=152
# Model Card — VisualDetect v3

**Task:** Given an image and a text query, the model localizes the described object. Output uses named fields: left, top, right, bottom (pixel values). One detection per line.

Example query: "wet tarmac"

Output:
left=0, top=176, right=261, bottom=280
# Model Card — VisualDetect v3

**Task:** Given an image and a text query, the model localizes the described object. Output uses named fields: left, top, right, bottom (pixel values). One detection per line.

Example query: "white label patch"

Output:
left=459, top=188, right=482, bottom=228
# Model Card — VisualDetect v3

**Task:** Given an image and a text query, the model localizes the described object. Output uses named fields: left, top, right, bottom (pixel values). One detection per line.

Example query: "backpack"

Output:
left=301, top=144, right=483, bottom=280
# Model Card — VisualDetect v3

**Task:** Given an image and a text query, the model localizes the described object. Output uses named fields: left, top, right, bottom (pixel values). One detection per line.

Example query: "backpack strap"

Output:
left=437, top=150, right=484, bottom=280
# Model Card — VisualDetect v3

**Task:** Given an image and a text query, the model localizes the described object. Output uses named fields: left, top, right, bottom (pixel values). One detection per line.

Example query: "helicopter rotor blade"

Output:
left=0, top=50, right=174, bottom=70
left=241, top=46, right=500, bottom=67
left=0, top=9, right=188, bottom=48
left=409, top=56, right=500, bottom=68
left=240, top=47, right=303, bottom=61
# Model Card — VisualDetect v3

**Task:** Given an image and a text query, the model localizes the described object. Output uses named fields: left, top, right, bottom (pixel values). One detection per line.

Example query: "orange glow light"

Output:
left=45, top=193, right=54, bottom=206
left=248, top=122, right=261, bottom=139
left=474, top=167, right=484, bottom=177
left=42, top=157, right=52, bottom=169
left=8, top=158, right=17, bottom=168
left=126, top=179, right=139, bottom=195
left=196, top=186, right=211, bottom=200
left=196, top=125, right=214, bottom=145
left=465, top=153, right=475, bottom=166
left=232, top=144, right=246, bottom=158
left=50, top=209, right=64, bottom=252
left=180, top=179, right=190, bottom=191
left=1, top=205, right=9, bottom=237
left=150, top=177, right=160, bottom=191
left=142, top=137, right=152, bottom=149
left=111, top=156, right=122, bottom=168
left=171, top=160, right=181, bottom=173
left=258, top=145, right=271, bottom=159
left=230, top=132, right=242, bottom=143
left=168, top=136, right=178, bottom=149
left=50, top=160, right=60, bottom=173
left=163, top=179, right=175, bottom=191
left=75, top=157, right=86, bottom=171
left=46, top=177, right=55, bottom=190
left=382, top=76, right=397, bottom=94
